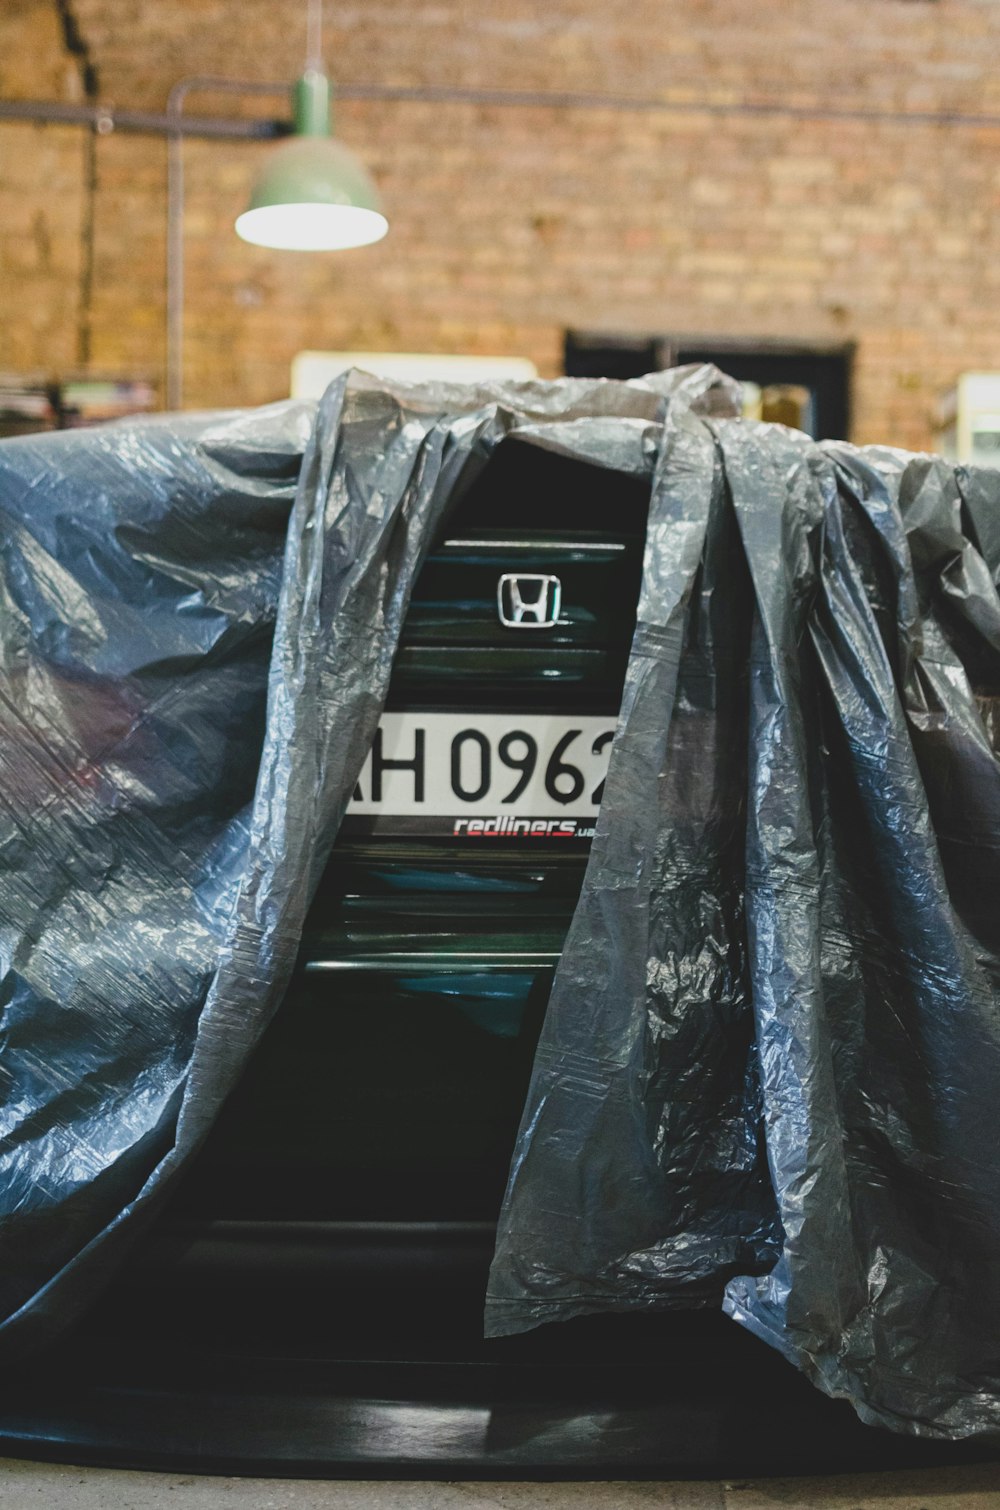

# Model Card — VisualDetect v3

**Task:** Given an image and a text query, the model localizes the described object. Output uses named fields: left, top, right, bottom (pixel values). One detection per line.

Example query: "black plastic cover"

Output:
left=487, top=405, right=1000, bottom=1442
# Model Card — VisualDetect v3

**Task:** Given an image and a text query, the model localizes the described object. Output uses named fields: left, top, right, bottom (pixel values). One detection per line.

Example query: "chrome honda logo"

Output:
left=497, top=573, right=562, bottom=629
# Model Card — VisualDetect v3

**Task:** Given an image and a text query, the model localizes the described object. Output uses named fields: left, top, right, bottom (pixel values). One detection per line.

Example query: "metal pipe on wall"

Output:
left=8, top=88, right=1000, bottom=133
left=0, top=89, right=291, bottom=411
left=0, top=96, right=285, bottom=137
left=166, top=79, right=288, bottom=410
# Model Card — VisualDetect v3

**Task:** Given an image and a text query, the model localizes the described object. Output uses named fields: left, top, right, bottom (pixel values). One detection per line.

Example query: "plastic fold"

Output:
left=488, top=402, right=1000, bottom=1444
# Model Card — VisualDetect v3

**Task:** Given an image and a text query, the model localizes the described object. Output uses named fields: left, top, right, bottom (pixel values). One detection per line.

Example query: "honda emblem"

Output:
left=497, top=573, right=562, bottom=629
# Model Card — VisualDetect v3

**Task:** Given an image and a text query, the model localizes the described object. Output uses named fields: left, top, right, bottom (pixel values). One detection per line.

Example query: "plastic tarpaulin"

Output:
left=3, top=367, right=1000, bottom=1442
left=0, top=364, right=728, bottom=1358
left=486, top=399, right=1000, bottom=1442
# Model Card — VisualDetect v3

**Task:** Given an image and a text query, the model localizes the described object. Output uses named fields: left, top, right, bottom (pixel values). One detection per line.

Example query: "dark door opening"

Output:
left=565, top=332, right=853, bottom=442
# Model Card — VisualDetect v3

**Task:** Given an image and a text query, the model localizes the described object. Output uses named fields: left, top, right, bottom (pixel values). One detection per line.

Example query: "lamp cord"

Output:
left=306, top=0, right=323, bottom=71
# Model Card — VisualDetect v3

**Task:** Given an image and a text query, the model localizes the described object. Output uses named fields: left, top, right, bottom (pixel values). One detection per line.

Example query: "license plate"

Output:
left=346, top=712, right=616, bottom=840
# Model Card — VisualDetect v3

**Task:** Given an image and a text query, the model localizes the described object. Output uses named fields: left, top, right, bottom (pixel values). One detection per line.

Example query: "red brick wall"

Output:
left=4, top=0, right=1000, bottom=448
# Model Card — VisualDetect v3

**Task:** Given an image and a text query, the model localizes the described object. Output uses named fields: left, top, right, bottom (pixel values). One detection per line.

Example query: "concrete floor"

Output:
left=0, top=1463, right=998, bottom=1508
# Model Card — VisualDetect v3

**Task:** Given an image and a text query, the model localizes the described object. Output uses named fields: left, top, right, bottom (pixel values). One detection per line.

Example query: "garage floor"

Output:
left=0, top=1462, right=998, bottom=1508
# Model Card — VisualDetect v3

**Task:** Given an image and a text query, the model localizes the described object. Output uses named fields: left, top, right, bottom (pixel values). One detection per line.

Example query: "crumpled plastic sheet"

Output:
left=486, top=399, right=1000, bottom=1443
left=3, top=366, right=1000, bottom=1444
left=0, top=364, right=728, bottom=1359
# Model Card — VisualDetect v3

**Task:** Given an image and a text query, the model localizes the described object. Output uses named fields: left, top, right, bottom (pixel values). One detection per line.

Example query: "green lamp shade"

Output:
left=235, top=74, right=387, bottom=251
left=236, top=137, right=387, bottom=250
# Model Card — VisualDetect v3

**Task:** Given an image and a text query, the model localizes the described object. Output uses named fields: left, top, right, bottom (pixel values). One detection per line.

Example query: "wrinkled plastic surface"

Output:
left=487, top=398, right=1000, bottom=1442
left=0, top=364, right=729, bottom=1360
left=4, top=369, right=1000, bottom=1444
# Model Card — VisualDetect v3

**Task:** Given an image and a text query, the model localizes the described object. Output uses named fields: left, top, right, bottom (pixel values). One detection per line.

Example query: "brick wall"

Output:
left=3, top=0, right=1000, bottom=447
left=0, top=3, right=87, bottom=375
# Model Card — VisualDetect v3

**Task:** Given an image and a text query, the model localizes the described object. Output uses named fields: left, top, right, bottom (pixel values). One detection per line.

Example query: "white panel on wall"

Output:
left=290, top=351, right=539, bottom=399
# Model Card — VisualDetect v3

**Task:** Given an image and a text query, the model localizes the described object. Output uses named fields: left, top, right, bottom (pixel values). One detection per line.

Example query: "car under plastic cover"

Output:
left=0, top=368, right=998, bottom=1442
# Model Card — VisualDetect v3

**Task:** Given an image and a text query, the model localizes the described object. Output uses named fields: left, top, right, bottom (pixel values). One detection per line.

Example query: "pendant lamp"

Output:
left=235, top=2, right=387, bottom=251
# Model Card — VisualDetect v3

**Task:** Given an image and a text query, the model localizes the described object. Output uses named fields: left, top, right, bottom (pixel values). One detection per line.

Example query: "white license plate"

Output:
left=348, top=712, right=616, bottom=839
